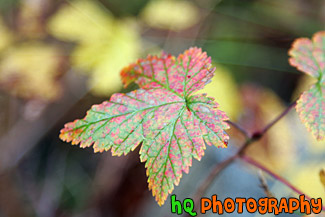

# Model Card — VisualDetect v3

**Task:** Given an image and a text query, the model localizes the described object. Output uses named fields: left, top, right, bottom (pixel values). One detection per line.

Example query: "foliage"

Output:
left=48, top=0, right=140, bottom=96
left=289, top=31, right=325, bottom=141
left=0, top=42, right=64, bottom=101
left=141, top=0, right=199, bottom=31
left=0, top=4, right=64, bottom=102
left=60, top=47, right=229, bottom=205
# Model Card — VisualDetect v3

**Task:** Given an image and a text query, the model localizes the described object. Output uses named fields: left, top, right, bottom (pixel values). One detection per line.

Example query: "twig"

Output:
left=257, top=170, right=274, bottom=198
left=226, top=120, right=250, bottom=139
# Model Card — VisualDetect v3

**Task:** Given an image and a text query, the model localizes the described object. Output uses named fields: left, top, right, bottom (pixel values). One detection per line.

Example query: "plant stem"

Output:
left=226, top=120, right=250, bottom=139
left=186, top=100, right=299, bottom=216
left=260, top=101, right=297, bottom=135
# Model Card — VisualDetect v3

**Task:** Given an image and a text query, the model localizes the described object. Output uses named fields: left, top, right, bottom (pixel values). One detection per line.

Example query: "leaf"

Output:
left=0, top=18, right=12, bottom=52
left=0, top=42, right=63, bottom=101
left=48, top=0, right=140, bottom=95
left=320, top=169, right=325, bottom=189
left=289, top=31, right=325, bottom=141
left=295, top=84, right=325, bottom=140
left=47, top=0, right=114, bottom=42
left=141, top=0, right=199, bottom=31
left=60, top=47, right=229, bottom=205
left=289, top=31, right=325, bottom=81
left=292, top=75, right=325, bottom=152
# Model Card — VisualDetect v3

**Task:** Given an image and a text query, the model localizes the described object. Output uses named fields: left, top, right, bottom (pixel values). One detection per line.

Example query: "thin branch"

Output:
left=260, top=100, right=297, bottom=135
left=226, top=120, right=250, bottom=139
left=257, top=170, right=274, bottom=198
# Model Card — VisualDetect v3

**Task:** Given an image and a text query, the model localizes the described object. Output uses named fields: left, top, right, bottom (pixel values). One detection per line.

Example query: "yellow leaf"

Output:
left=48, top=0, right=114, bottom=42
left=141, top=0, right=199, bottom=31
left=83, top=21, right=140, bottom=95
left=48, top=0, right=140, bottom=95
left=0, top=18, right=13, bottom=52
left=0, top=42, right=63, bottom=101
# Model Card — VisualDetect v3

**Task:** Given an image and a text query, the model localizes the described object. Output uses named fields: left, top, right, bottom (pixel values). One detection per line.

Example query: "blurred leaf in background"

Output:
left=0, top=42, right=64, bottom=101
left=0, top=1, right=66, bottom=102
left=141, top=0, right=199, bottom=31
left=48, top=0, right=141, bottom=96
left=0, top=18, right=12, bottom=52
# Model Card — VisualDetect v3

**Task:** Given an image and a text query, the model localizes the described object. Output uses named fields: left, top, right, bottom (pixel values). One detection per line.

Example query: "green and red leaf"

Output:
left=289, top=31, right=325, bottom=81
left=289, top=31, right=325, bottom=141
left=60, top=47, right=229, bottom=205
left=295, top=84, right=324, bottom=140
left=121, top=47, right=215, bottom=96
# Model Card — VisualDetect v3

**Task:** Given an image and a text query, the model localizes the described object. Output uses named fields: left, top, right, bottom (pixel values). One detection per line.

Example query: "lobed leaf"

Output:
left=0, top=43, right=63, bottom=101
left=289, top=31, right=325, bottom=81
left=48, top=0, right=140, bottom=95
left=60, top=47, right=229, bottom=205
left=121, top=47, right=215, bottom=96
left=295, top=84, right=324, bottom=141
left=289, top=31, right=325, bottom=141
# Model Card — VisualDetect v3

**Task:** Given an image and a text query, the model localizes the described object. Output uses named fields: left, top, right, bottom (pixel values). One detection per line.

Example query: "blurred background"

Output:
left=0, top=0, right=324, bottom=216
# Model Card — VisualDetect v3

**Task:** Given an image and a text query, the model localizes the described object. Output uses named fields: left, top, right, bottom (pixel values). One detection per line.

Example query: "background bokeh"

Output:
left=0, top=0, right=324, bottom=216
